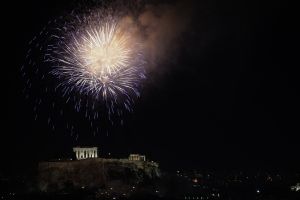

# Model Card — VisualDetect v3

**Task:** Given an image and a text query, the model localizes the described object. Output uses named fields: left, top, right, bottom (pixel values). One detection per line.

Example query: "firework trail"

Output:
left=22, top=4, right=146, bottom=136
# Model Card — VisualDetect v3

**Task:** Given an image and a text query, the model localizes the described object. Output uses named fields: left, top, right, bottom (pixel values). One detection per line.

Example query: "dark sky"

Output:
left=2, top=0, right=299, bottom=174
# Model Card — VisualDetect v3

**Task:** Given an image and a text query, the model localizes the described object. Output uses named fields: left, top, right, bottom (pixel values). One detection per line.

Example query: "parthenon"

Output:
left=73, top=147, right=98, bottom=160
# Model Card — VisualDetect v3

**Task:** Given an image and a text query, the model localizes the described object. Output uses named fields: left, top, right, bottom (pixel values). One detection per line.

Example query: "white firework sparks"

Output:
left=22, top=8, right=146, bottom=135
left=50, top=20, right=144, bottom=102
left=46, top=12, right=146, bottom=115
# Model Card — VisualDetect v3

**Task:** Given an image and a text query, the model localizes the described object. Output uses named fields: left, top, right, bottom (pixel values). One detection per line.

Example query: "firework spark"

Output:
left=22, top=8, right=146, bottom=135
left=49, top=17, right=145, bottom=110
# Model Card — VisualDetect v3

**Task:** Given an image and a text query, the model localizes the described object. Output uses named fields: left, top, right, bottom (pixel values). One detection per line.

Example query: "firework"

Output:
left=22, top=7, right=146, bottom=136
left=49, top=13, right=145, bottom=112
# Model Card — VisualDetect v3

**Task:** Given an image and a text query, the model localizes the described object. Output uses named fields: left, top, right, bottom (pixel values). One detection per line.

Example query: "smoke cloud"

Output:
left=118, top=0, right=194, bottom=71
left=137, top=1, right=194, bottom=69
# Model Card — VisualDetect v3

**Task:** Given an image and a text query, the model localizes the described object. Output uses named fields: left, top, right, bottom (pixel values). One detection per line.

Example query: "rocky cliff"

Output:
left=37, top=158, right=160, bottom=193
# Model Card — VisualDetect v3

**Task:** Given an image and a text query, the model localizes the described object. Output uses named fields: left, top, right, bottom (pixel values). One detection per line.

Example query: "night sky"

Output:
left=2, top=0, right=299, bottom=174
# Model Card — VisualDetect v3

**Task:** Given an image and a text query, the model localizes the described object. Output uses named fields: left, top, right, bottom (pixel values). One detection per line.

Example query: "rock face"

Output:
left=37, top=158, right=160, bottom=192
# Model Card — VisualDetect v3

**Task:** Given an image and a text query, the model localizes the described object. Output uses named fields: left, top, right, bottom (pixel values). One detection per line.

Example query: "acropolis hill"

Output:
left=37, top=148, right=160, bottom=193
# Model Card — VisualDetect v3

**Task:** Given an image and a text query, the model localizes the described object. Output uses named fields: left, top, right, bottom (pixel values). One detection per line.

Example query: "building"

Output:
left=128, top=154, right=146, bottom=161
left=73, top=147, right=98, bottom=160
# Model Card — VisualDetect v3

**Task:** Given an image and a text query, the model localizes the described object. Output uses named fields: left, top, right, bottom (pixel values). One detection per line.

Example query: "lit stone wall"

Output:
left=128, top=154, right=146, bottom=161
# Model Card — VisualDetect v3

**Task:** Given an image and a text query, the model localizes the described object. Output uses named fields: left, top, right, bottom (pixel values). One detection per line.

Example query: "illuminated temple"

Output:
left=73, top=147, right=98, bottom=160
left=72, top=147, right=148, bottom=164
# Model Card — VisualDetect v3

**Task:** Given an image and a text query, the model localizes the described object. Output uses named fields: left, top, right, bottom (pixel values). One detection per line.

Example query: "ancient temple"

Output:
left=128, top=154, right=146, bottom=161
left=73, top=147, right=98, bottom=160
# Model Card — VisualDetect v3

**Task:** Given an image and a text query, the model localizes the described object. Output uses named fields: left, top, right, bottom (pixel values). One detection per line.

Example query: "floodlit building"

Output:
left=291, top=183, right=300, bottom=192
left=73, top=147, right=98, bottom=160
left=128, top=154, right=146, bottom=161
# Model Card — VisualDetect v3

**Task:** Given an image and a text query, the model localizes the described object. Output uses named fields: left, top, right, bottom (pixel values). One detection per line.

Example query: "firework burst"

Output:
left=49, top=14, right=146, bottom=113
left=22, top=6, right=146, bottom=136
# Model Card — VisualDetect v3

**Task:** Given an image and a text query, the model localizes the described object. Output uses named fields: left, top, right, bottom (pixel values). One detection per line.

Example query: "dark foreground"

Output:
left=1, top=170, right=299, bottom=200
